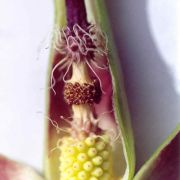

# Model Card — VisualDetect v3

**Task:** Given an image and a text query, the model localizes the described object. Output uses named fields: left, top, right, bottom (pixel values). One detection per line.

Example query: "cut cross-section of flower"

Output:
left=44, top=0, right=135, bottom=180
left=0, top=155, right=43, bottom=180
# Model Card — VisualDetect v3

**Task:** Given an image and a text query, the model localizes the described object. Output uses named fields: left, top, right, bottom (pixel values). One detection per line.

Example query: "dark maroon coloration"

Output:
left=145, top=133, right=180, bottom=180
left=64, top=80, right=101, bottom=105
left=65, top=0, right=89, bottom=29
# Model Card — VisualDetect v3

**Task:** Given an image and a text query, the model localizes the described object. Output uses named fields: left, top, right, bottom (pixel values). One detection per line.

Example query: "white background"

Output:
left=0, top=0, right=179, bottom=173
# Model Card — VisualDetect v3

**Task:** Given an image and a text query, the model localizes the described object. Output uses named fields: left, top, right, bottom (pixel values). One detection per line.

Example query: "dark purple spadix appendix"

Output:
left=65, top=0, right=89, bottom=29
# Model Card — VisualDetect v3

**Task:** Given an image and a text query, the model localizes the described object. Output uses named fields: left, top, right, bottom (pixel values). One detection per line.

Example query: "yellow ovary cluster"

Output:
left=59, top=135, right=113, bottom=180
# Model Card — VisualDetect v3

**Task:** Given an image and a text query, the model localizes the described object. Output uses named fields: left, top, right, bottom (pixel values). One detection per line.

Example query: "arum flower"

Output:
left=1, top=1, right=179, bottom=180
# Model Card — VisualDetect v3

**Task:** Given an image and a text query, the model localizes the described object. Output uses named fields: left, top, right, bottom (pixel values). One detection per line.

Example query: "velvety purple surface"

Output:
left=146, top=132, right=180, bottom=180
left=65, top=0, right=89, bottom=29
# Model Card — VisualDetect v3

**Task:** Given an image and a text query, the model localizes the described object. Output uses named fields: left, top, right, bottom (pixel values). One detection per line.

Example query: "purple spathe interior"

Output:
left=48, top=53, right=117, bottom=136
